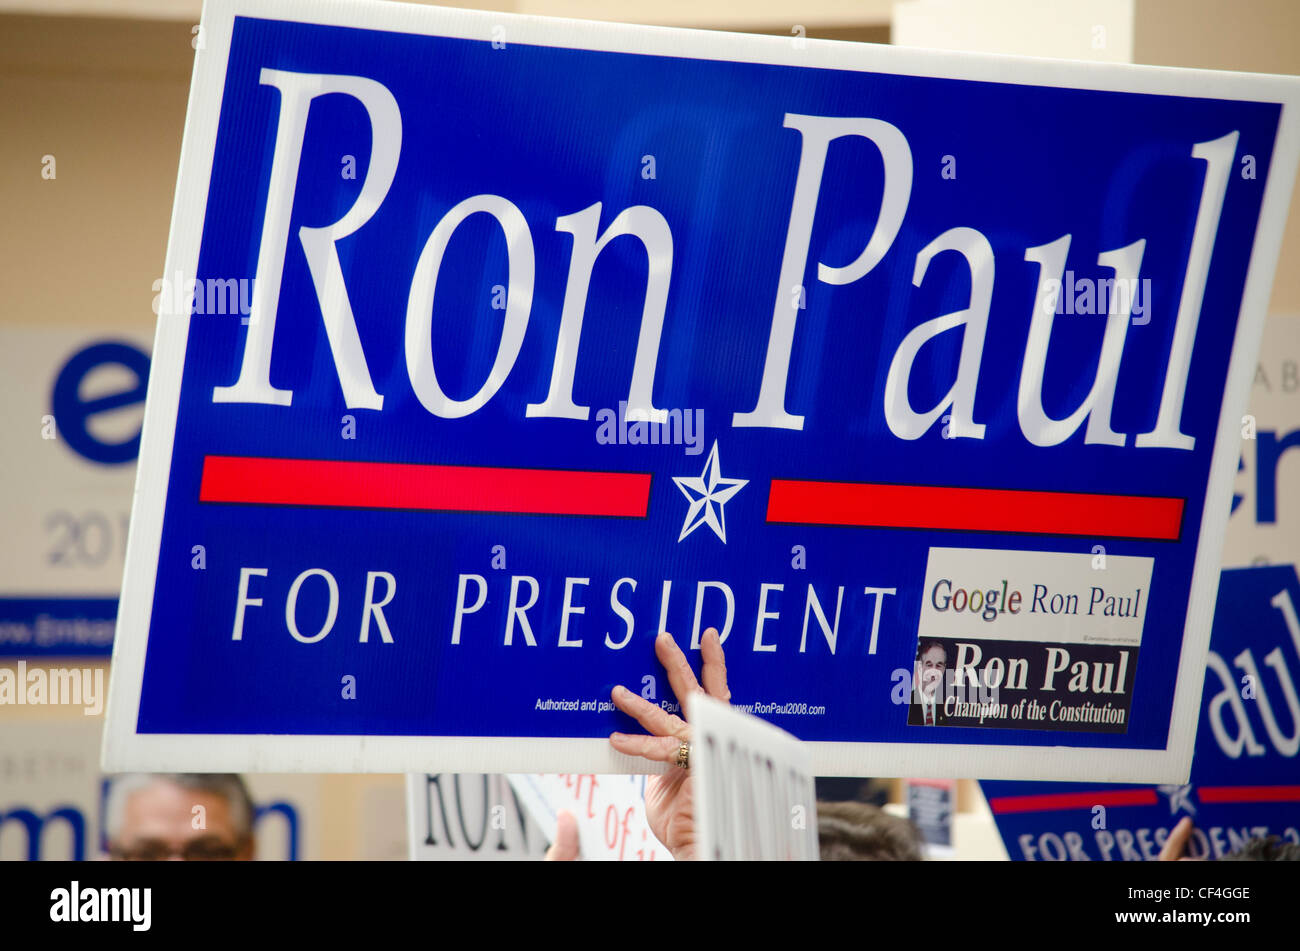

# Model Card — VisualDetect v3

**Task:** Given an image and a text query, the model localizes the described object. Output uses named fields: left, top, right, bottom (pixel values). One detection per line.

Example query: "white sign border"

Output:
left=103, top=0, right=1300, bottom=782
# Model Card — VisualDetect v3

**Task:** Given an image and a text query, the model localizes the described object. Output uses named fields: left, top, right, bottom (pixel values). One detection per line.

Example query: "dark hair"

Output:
left=817, top=800, right=924, bottom=861
left=1220, top=836, right=1300, bottom=862
left=916, top=639, right=947, bottom=662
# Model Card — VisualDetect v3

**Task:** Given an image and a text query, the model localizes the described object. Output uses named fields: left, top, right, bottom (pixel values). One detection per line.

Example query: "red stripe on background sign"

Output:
left=199, top=456, right=652, bottom=518
left=767, top=481, right=1183, bottom=540
left=1198, top=785, right=1300, bottom=804
left=987, top=789, right=1158, bottom=814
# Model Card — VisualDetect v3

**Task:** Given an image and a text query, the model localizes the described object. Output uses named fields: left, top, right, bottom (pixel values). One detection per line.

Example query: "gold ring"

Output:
left=675, top=741, right=690, bottom=769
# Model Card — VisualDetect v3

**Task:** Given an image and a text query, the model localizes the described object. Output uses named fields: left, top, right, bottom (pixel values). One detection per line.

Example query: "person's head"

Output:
left=105, top=773, right=255, bottom=860
left=1220, top=836, right=1300, bottom=861
left=916, top=640, right=948, bottom=700
left=816, top=800, right=924, bottom=861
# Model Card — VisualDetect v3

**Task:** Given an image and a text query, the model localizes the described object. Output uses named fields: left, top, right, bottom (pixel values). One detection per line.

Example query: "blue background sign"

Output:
left=103, top=1, right=1300, bottom=775
left=983, top=565, right=1300, bottom=859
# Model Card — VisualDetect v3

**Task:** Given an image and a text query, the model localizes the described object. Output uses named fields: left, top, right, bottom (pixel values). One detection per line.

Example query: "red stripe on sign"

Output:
left=987, top=789, right=1158, bottom=814
left=199, top=456, right=651, bottom=518
left=767, top=481, right=1183, bottom=540
left=1198, top=785, right=1300, bottom=804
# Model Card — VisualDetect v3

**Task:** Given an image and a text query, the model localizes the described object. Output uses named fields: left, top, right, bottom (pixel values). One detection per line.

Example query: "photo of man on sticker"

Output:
left=909, top=639, right=950, bottom=727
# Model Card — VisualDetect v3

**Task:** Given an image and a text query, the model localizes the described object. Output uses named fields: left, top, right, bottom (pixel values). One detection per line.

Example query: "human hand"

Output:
left=1158, top=816, right=1196, bottom=861
left=544, top=809, right=580, bottom=861
left=609, top=628, right=730, bottom=862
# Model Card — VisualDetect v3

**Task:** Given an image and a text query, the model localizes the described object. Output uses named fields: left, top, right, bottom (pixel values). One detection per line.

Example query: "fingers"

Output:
left=609, top=730, right=684, bottom=765
left=656, top=630, right=702, bottom=704
left=607, top=629, right=720, bottom=769
left=1158, top=816, right=1195, bottom=861
left=544, top=809, right=580, bottom=861
left=700, top=627, right=730, bottom=702
left=611, top=684, right=688, bottom=738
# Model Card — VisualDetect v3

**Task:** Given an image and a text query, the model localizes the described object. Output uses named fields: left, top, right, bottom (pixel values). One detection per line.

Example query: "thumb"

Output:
left=545, top=809, right=580, bottom=861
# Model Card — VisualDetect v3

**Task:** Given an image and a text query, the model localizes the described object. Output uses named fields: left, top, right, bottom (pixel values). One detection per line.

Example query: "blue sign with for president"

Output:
left=102, top=0, right=1300, bottom=777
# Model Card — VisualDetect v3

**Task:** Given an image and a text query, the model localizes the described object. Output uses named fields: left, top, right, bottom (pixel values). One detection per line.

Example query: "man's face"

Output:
left=110, top=780, right=253, bottom=860
left=919, top=645, right=947, bottom=700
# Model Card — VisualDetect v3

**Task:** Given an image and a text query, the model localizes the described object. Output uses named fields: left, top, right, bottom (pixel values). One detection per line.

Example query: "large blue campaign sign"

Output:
left=103, top=0, right=1300, bottom=777
left=982, top=565, right=1300, bottom=859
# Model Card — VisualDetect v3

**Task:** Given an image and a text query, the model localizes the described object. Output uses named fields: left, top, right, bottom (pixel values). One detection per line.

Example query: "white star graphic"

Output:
left=1157, top=783, right=1197, bottom=816
left=672, top=440, right=748, bottom=543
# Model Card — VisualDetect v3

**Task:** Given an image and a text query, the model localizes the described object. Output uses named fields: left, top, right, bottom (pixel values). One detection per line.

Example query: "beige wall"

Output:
left=0, top=15, right=191, bottom=332
left=1135, top=0, right=1300, bottom=74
